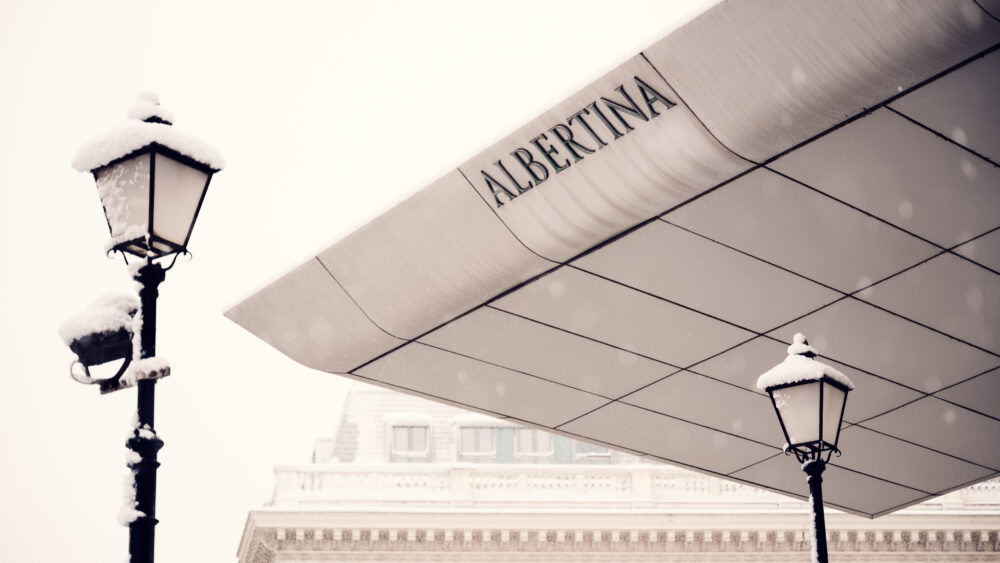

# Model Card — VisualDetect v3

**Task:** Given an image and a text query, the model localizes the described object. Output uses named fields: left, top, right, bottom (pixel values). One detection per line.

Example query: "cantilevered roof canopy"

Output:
left=227, top=1, right=1000, bottom=518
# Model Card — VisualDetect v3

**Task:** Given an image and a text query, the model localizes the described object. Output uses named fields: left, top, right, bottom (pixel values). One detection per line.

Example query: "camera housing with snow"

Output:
left=60, top=293, right=140, bottom=393
left=68, top=324, right=134, bottom=368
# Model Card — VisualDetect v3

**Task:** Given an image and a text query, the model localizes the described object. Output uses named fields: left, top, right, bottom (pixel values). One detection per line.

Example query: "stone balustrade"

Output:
left=270, top=463, right=1000, bottom=512
left=271, top=463, right=1000, bottom=510
left=272, top=464, right=782, bottom=508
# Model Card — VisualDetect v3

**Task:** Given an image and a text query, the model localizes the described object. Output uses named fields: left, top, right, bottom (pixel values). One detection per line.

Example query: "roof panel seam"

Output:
left=413, top=341, right=616, bottom=401
left=344, top=260, right=569, bottom=374
left=726, top=452, right=783, bottom=477
left=854, top=422, right=1000, bottom=472
left=944, top=226, right=1000, bottom=276
left=930, top=394, right=1000, bottom=426
left=566, top=263, right=758, bottom=335
left=486, top=304, right=685, bottom=373
left=344, top=163, right=765, bottom=375
left=455, top=166, right=560, bottom=266
left=553, top=426, right=747, bottom=480
left=751, top=335, right=943, bottom=401
left=313, top=256, right=404, bottom=340
left=665, top=209, right=995, bottom=362
left=609, top=339, right=768, bottom=405
left=614, top=367, right=769, bottom=406
left=883, top=105, right=1000, bottom=170
left=825, top=464, right=935, bottom=496
left=931, top=470, right=1000, bottom=499
left=755, top=43, right=1000, bottom=168
left=659, top=218, right=848, bottom=295
left=606, top=399, right=782, bottom=451
left=639, top=51, right=758, bottom=166
left=844, top=295, right=1000, bottom=361
left=552, top=399, right=616, bottom=431
left=870, top=493, right=939, bottom=519
left=345, top=370, right=511, bottom=421
left=344, top=265, right=568, bottom=374
left=763, top=164, right=947, bottom=253
left=972, top=0, right=1000, bottom=24
left=933, top=364, right=1000, bottom=397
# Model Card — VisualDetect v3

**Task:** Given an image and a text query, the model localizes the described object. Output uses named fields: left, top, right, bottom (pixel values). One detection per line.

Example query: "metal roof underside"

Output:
left=227, top=1, right=1000, bottom=518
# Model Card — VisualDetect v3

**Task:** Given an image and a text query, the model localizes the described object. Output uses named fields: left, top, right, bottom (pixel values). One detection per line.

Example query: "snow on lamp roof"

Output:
left=756, top=333, right=855, bottom=391
left=125, top=90, right=175, bottom=124
left=58, top=292, right=139, bottom=345
left=71, top=92, right=226, bottom=173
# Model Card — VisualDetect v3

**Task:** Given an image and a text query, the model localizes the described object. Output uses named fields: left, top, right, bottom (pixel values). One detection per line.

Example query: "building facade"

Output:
left=238, top=386, right=1000, bottom=562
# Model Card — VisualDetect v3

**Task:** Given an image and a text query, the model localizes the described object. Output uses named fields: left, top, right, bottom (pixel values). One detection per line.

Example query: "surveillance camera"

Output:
left=60, top=293, right=138, bottom=386
left=67, top=326, right=133, bottom=367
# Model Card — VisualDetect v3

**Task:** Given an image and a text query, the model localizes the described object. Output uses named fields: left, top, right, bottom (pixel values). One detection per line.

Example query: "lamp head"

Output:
left=72, top=93, right=225, bottom=261
left=757, top=334, right=854, bottom=463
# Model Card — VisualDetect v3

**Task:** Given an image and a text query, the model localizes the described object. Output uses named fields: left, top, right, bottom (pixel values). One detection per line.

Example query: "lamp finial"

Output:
left=787, top=333, right=818, bottom=358
left=127, top=91, right=174, bottom=125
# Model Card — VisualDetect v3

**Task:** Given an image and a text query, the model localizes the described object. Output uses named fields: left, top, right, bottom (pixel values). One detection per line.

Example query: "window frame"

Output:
left=573, top=440, right=612, bottom=462
left=457, top=425, right=498, bottom=460
left=514, top=428, right=555, bottom=459
left=389, top=424, right=431, bottom=459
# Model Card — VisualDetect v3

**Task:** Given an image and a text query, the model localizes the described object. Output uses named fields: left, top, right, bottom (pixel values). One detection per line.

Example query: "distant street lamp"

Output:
left=62, top=92, right=224, bottom=563
left=757, top=333, right=854, bottom=563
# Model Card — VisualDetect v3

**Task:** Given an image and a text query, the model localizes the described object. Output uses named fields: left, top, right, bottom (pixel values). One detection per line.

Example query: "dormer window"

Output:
left=453, top=413, right=514, bottom=463
left=515, top=428, right=554, bottom=462
left=391, top=425, right=429, bottom=458
left=458, top=426, right=497, bottom=461
left=384, top=413, right=433, bottom=462
left=573, top=441, right=612, bottom=464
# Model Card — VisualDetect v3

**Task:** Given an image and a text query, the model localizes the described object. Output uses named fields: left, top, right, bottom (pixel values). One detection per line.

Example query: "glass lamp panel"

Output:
left=821, top=381, right=847, bottom=446
left=95, top=153, right=151, bottom=246
left=151, top=153, right=209, bottom=251
left=772, top=381, right=821, bottom=446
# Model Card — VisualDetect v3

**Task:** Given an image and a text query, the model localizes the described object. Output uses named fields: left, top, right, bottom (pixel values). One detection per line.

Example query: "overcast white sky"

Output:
left=0, top=1, right=713, bottom=561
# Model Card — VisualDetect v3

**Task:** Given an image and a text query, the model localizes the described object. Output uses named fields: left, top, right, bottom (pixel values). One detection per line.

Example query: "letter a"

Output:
left=481, top=169, right=520, bottom=208
left=635, top=76, right=676, bottom=117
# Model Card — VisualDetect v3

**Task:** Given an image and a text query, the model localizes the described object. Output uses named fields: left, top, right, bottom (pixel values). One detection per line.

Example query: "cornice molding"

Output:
left=242, top=522, right=998, bottom=562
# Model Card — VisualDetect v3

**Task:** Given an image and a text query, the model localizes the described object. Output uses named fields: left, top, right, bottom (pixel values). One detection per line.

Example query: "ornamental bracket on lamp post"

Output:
left=757, top=333, right=854, bottom=563
left=61, top=92, right=224, bottom=563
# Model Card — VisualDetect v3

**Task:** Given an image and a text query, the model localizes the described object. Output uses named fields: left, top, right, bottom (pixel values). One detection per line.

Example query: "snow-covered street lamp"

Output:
left=757, top=333, right=854, bottom=563
left=66, top=92, right=224, bottom=563
left=72, top=91, right=224, bottom=260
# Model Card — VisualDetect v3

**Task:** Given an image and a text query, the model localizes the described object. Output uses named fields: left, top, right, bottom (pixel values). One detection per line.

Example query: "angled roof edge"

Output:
left=226, top=0, right=1000, bottom=375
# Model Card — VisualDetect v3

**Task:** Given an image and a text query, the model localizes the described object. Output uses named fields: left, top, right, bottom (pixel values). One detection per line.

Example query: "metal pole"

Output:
left=128, top=262, right=165, bottom=563
left=803, top=459, right=829, bottom=563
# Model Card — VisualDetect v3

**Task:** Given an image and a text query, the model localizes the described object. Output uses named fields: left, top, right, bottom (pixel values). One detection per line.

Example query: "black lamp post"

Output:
left=757, top=333, right=854, bottom=563
left=65, top=92, right=223, bottom=563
